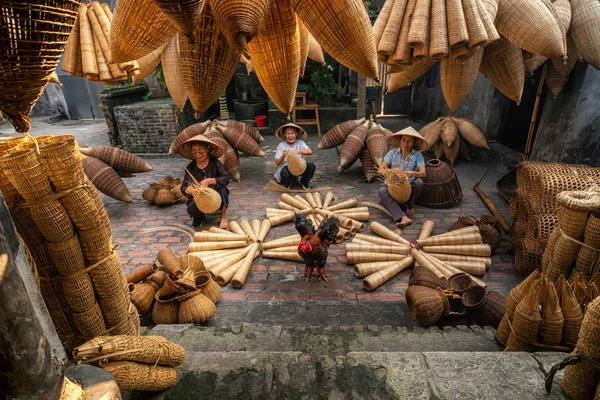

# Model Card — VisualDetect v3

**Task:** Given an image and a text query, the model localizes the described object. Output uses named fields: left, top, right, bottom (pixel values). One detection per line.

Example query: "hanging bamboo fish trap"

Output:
left=360, top=150, right=378, bottom=183
left=161, top=34, right=188, bottom=112
left=179, top=3, right=241, bottom=117
left=339, top=121, right=369, bottom=173
left=247, top=0, right=301, bottom=114
left=82, top=156, right=132, bottom=203
left=0, top=0, right=79, bottom=132
left=387, top=60, right=437, bottom=93
left=132, top=42, right=169, bottom=83
left=152, top=0, right=204, bottom=43
left=479, top=38, right=525, bottom=104
left=210, top=0, right=272, bottom=49
left=416, top=159, right=462, bottom=208
left=441, top=47, right=484, bottom=111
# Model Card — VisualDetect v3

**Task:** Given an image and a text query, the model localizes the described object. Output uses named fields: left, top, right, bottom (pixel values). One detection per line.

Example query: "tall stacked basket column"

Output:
left=0, top=135, right=139, bottom=353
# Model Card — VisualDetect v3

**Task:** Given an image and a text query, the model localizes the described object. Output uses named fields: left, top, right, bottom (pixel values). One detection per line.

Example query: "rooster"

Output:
left=295, top=212, right=339, bottom=282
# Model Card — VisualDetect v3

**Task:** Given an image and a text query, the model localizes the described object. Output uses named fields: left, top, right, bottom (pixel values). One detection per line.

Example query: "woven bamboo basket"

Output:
left=443, top=132, right=460, bottom=166
left=440, top=118, right=457, bottom=148
left=359, top=150, right=378, bottom=183
left=257, top=219, right=271, bottom=242
left=406, top=285, right=451, bottom=327
left=292, top=0, right=377, bottom=79
left=369, top=221, right=410, bottom=244
left=47, top=235, right=85, bottom=277
left=157, top=248, right=183, bottom=277
left=161, top=35, right=188, bottom=112
left=125, top=265, right=156, bottom=284
left=333, top=209, right=370, bottom=222
left=578, top=296, right=600, bottom=358
left=327, top=198, right=358, bottom=212
left=111, top=0, right=177, bottom=63
left=318, top=118, right=367, bottom=149
left=247, top=0, right=299, bottom=114
left=189, top=186, right=222, bottom=214
left=463, top=286, right=506, bottom=328
left=539, top=278, right=564, bottom=346
left=152, top=0, right=203, bottom=42
left=418, top=232, right=482, bottom=246
left=193, top=231, right=247, bottom=242
left=415, top=159, right=463, bottom=208
left=407, top=0, right=431, bottom=49
left=567, top=0, right=600, bottom=70
left=346, top=243, right=409, bottom=255
left=132, top=42, right=168, bottom=83
left=281, top=193, right=309, bottom=210
left=293, top=194, right=312, bottom=209
left=61, top=272, right=97, bottom=314
left=339, top=121, right=369, bottom=173
left=194, top=271, right=221, bottom=303
left=153, top=188, right=175, bottom=206
left=365, top=123, right=389, bottom=166
left=448, top=215, right=477, bottom=232
left=363, top=257, right=414, bottom=291
left=512, top=280, right=542, bottom=345
left=455, top=117, right=489, bottom=151
left=73, top=302, right=107, bottom=338
left=62, top=181, right=109, bottom=231
left=551, top=35, right=579, bottom=80
left=169, top=120, right=212, bottom=155
left=231, top=243, right=261, bottom=288
left=562, top=350, right=600, bottom=400
left=346, top=252, right=408, bottom=264
left=447, top=0, right=469, bottom=48
left=409, top=266, right=448, bottom=289
left=373, top=0, right=395, bottom=50
left=239, top=220, right=258, bottom=242
left=210, top=0, right=271, bottom=49
left=423, top=244, right=492, bottom=257
left=261, top=251, right=304, bottom=262
left=307, top=31, right=325, bottom=63
left=78, top=224, right=112, bottom=266
left=216, top=125, right=265, bottom=157
left=575, top=212, right=600, bottom=277
left=61, top=4, right=81, bottom=75
left=441, top=47, right=484, bottom=111
left=179, top=3, right=241, bottom=117
left=38, top=141, right=84, bottom=190
left=480, top=38, right=525, bottom=104
left=387, top=60, right=437, bottom=92
left=377, top=0, right=402, bottom=56
left=428, top=0, right=449, bottom=58
left=178, top=289, right=216, bottom=324
left=385, top=171, right=412, bottom=204
left=215, top=258, right=244, bottom=285
left=189, top=240, right=247, bottom=253
left=129, top=282, right=157, bottom=315
left=0, top=149, right=53, bottom=202
left=522, top=51, right=548, bottom=73
left=304, top=192, right=318, bottom=208
left=0, top=0, right=79, bottom=132
left=262, top=234, right=301, bottom=250
left=152, top=292, right=180, bottom=325
left=217, top=120, right=265, bottom=143
left=82, top=156, right=132, bottom=203
left=354, top=261, right=398, bottom=278
left=181, top=254, right=205, bottom=274
left=204, top=130, right=241, bottom=180
left=286, top=152, right=307, bottom=176
left=30, top=200, right=75, bottom=243
left=103, top=361, right=177, bottom=391
left=419, top=118, right=443, bottom=151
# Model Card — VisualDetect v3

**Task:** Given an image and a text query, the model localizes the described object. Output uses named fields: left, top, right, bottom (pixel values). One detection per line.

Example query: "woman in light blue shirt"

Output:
left=377, top=126, right=428, bottom=229
left=274, top=123, right=316, bottom=189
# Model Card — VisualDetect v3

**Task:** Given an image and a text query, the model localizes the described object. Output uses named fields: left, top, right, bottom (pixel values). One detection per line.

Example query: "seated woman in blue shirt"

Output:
left=273, top=122, right=316, bottom=189
left=377, top=127, right=428, bottom=229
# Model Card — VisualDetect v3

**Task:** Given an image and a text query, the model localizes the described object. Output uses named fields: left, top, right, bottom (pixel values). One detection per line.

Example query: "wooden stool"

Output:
left=292, top=92, right=321, bottom=137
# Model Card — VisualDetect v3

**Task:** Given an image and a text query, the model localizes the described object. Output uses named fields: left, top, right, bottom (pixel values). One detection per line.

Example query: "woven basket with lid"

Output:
left=416, top=159, right=463, bottom=209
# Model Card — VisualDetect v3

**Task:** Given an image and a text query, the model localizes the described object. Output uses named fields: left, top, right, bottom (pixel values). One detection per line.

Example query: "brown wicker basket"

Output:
left=338, top=121, right=369, bottom=173
left=406, top=285, right=451, bottom=327
left=385, top=171, right=412, bottom=204
left=102, top=361, right=177, bottom=391
left=409, top=266, right=449, bottom=290
left=210, top=0, right=272, bottom=49
left=152, top=0, right=203, bottom=42
left=479, top=38, right=525, bottom=104
left=462, top=286, right=506, bottom=328
left=416, top=159, right=463, bottom=208
left=440, top=47, right=484, bottom=111
left=177, top=289, right=216, bottom=324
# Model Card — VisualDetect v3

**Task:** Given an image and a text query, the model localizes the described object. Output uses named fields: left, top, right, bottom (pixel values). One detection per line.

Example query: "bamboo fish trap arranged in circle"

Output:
left=416, top=159, right=463, bottom=208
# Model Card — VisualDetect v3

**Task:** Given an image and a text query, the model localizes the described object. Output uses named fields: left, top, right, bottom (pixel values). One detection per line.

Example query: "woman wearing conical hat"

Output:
left=274, top=122, right=316, bottom=189
left=179, top=135, right=230, bottom=229
left=377, top=126, right=428, bottom=229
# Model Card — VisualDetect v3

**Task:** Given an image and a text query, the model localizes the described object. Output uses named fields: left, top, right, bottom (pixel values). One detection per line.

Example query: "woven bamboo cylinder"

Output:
left=354, top=261, right=398, bottom=278
left=346, top=252, right=408, bottom=264
left=266, top=245, right=299, bottom=253
left=267, top=208, right=292, bottom=216
left=407, top=0, right=431, bottom=48
left=261, top=250, right=304, bottom=262
left=313, top=192, right=323, bottom=208
left=429, top=0, right=449, bottom=58
left=188, top=240, right=248, bottom=253
left=239, top=220, right=257, bottom=243
left=462, top=0, right=488, bottom=47
left=446, top=0, right=468, bottom=48
left=373, top=0, right=396, bottom=49
left=304, top=192, right=318, bottom=208
left=318, top=118, right=366, bottom=149
left=339, top=121, right=369, bottom=173
left=78, top=6, right=98, bottom=80
left=103, top=361, right=177, bottom=391
left=216, top=124, right=265, bottom=157
left=82, top=156, right=132, bottom=203
left=438, top=225, right=481, bottom=238
left=92, top=28, right=113, bottom=82
left=323, top=192, right=335, bottom=208
left=281, top=193, right=309, bottom=210
left=230, top=243, right=260, bottom=288
left=363, top=257, right=414, bottom=291
left=156, top=247, right=183, bottom=277
left=387, top=60, right=437, bottom=92
left=346, top=243, right=409, bottom=255
left=479, top=38, right=524, bottom=104
left=250, top=219, right=262, bottom=239
left=246, top=0, right=300, bottom=113
left=215, top=257, right=245, bottom=285
left=431, top=253, right=491, bottom=269
left=369, top=221, right=410, bottom=245
left=570, top=0, right=600, bottom=70
left=327, top=199, right=358, bottom=212
left=224, top=221, right=243, bottom=237
left=161, top=34, right=188, bottom=111
left=125, top=265, right=156, bottom=284
left=193, top=231, right=247, bottom=242
left=315, top=208, right=363, bottom=232
left=418, top=220, right=436, bottom=240
left=477, top=0, right=500, bottom=43
left=411, top=249, right=446, bottom=278
left=442, top=261, right=486, bottom=276
left=417, top=232, right=482, bottom=246
left=277, top=202, right=298, bottom=211
left=495, top=0, right=565, bottom=59
left=257, top=219, right=272, bottom=243
left=152, top=0, right=204, bottom=43
left=187, top=247, right=240, bottom=262
left=262, top=234, right=301, bottom=250
left=360, top=150, right=378, bottom=183
left=378, top=0, right=403, bottom=55
left=390, top=0, right=416, bottom=63
left=203, top=247, right=251, bottom=273
left=422, top=244, right=491, bottom=257
left=331, top=210, right=370, bottom=222
left=208, top=227, right=239, bottom=236
left=307, top=32, right=325, bottom=62
left=62, top=5, right=82, bottom=74
left=441, top=47, right=484, bottom=111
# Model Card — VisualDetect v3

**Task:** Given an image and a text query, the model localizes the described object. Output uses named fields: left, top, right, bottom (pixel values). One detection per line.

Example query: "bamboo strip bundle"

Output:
left=390, top=0, right=415, bottom=63
left=230, top=243, right=261, bottom=288
left=262, top=234, right=301, bottom=250
left=431, top=253, right=491, bottom=269
left=193, top=232, right=248, bottom=242
left=417, top=232, right=482, bottom=246
left=353, top=233, right=403, bottom=247
left=215, top=257, right=245, bottom=285
left=251, top=219, right=262, bottom=238
left=305, top=192, right=318, bottom=208
left=369, top=221, right=410, bottom=245
left=442, top=260, right=486, bottom=276
left=354, top=261, right=398, bottom=278
left=188, top=240, right=248, bottom=252
left=347, top=252, right=408, bottom=264
left=422, top=244, right=491, bottom=256
left=265, top=245, right=298, bottom=254
left=281, top=193, right=310, bottom=210
left=323, top=192, right=335, bottom=208
left=327, top=198, right=358, bottom=211
left=228, top=221, right=246, bottom=236
left=414, top=220, right=435, bottom=267
left=278, top=201, right=298, bottom=211
left=268, top=212, right=296, bottom=227
left=257, top=219, right=271, bottom=243
left=364, top=257, right=414, bottom=291
left=332, top=210, right=370, bottom=222
left=314, top=192, right=323, bottom=208
left=346, top=243, right=410, bottom=255
left=261, top=250, right=304, bottom=262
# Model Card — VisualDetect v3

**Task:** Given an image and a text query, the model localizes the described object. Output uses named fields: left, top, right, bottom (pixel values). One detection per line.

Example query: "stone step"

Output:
left=123, top=350, right=569, bottom=400
left=148, top=323, right=503, bottom=355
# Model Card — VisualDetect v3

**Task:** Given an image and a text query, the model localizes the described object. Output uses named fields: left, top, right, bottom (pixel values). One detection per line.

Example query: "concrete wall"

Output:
left=530, top=63, right=600, bottom=165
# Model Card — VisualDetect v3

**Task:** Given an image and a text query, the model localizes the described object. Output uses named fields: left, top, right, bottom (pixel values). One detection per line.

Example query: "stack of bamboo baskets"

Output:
left=266, top=192, right=370, bottom=245
left=187, top=220, right=271, bottom=288
left=142, top=176, right=186, bottom=206
left=0, top=135, right=139, bottom=354
left=62, top=2, right=143, bottom=84
left=419, top=116, right=490, bottom=166
left=317, top=118, right=395, bottom=180
left=170, top=119, right=265, bottom=181
left=73, top=335, right=185, bottom=392
left=508, top=162, right=600, bottom=276
left=349, top=220, right=491, bottom=291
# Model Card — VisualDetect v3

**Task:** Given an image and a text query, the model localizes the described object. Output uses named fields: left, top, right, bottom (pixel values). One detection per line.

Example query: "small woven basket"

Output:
left=409, top=266, right=449, bottom=290
left=406, top=285, right=451, bottom=327
left=286, top=152, right=307, bottom=176
left=177, top=289, right=216, bottom=324
left=385, top=171, right=412, bottom=204
left=416, top=159, right=463, bottom=209
left=102, top=361, right=177, bottom=392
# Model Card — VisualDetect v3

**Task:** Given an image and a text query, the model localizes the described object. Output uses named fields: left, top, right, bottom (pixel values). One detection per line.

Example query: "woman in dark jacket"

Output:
left=179, top=135, right=230, bottom=229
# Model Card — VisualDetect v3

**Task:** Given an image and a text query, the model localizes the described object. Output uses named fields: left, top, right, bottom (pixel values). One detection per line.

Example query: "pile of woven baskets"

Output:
left=170, top=119, right=264, bottom=181
left=136, top=248, right=222, bottom=325
left=415, top=159, right=463, bottom=208
left=142, top=176, right=186, bottom=206
left=317, top=118, right=396, bottom=180
left=496, top=270, right=599, bottom=353
left=448, top=213, right=501, bottom=253
left=509, top=162, right=600, bottom=276
left=73, top=335, right=185, bottom=392
left=81, top=145, right=153, bottom=203
left=419, top=117, right=490, bottom=165
left=0, top=135, right=139, bottom=354
left=349, top=220, right=493, bottom=292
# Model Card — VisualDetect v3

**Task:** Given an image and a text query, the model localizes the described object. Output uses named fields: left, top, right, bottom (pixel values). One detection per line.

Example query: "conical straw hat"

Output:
left=387, top=126, right=428, bottom=150
left=178, top=135, right=223, bottom=159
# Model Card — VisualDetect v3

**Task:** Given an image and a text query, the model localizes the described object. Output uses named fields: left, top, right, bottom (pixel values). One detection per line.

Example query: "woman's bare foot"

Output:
left=219, top=216, right=229, bottom=229
left=406, top=208, right=415, bottom=217
left=396, top=216, right=412, bottom=229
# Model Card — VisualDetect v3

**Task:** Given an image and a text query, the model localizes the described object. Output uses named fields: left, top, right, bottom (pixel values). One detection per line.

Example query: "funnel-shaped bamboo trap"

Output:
left=162, top=35, right=188, bottom=111
left=210, top=0, right=272, bottom=49
left=152, top=0, right=204, bottom=42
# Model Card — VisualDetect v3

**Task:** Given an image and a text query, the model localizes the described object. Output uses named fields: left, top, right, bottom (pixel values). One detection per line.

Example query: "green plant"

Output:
left=298, top=55, right=343, bottom=107
left=363, top=1, right=380, bottom=17
left=152, top=63, right=167, bottom=91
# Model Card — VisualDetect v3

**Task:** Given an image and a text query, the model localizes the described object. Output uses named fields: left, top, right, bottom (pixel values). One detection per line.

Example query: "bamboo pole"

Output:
left=262, top=234, right=301, bottom=250
left=422, top=244, right=491, bottom=257
left=240, top=220, right=258, bottom=243
left=323, top=192, right=335, bottom=208
left=427, top=253, right=491, bottom=269
left=313, top=192, right=323, bottom=208
left=326, top=198, right=358, bottom=211
left=363, top=257, right=414, bottom=291
left=231, top=243, right=261, bottom=288
left=369, top=221, right=410, bottom=245
left=193, top=232, right=248, bottom=242
left=305, top=192, right=318, bottom=208
left=346, top=243, right=410, bottom=255
left=229, top=221, right=246, bottom=236
left=188, top=240, right=248, bottom=253
left=261, top=251, right=304, bottom=262
left=282, top=193, right=308, bottom=210
left=354, top=261, right=398, bottom=278
left=416, top=232, right=482, bottom=246
left=346, top=252, right=408, bottom=264
left=353, top=233, right=403, bottom=247
left=257, top=219, right=271, bottom=242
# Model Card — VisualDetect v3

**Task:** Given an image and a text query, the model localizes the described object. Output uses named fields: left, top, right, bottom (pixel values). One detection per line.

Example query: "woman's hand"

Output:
left=404, top=171, right=414, bottom=177
left=185, top=187, right=193, bottom=195
left=200, top=178, right=215, bottom=187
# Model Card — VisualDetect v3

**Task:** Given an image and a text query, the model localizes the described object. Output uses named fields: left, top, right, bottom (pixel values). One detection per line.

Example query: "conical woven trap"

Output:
left=416, top=159, right=463, bottom=208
